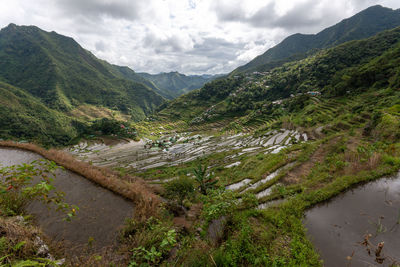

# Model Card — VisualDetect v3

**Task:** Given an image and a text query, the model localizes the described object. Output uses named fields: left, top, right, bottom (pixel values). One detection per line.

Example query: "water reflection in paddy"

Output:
left=0, top=148, right=134, bottom=252
left=305, top=172, right=400, bottom=267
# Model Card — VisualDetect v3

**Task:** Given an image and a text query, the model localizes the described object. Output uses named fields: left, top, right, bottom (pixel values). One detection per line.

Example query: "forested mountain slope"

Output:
left=158, top=26, right=400, bottom=126
left=233, top=5, right=400, bottom=74
left=0, top=80, right=79, bottom=145
left=0, top=24, right=165, bottom=119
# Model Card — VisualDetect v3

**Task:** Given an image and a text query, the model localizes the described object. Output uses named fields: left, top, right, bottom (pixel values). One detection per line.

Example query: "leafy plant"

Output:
left=128, top=228, right=177, bottom=266
left=0, top=160, right=78, bottom=220
left=192, top=164, right=217, bottom=195
left=202, top=189, right=238, bottom=221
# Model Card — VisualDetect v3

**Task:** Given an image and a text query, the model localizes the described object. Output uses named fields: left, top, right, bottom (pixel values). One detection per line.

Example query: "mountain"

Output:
left=158, top=25, right=400, bottom=124
left=108, top=65, right=171, bottom=99
left=137, top=71, right=223, bottom=99
left=0, top=24, right=165, bottom=120
left=233, top=5, right=400, bottom=74
left=0, top=23, right=170, bottom=145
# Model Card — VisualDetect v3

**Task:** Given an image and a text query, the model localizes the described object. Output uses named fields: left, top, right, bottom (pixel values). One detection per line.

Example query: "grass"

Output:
left=1, top=78, right=399, bottom=266
left=131, top=86, right=400, bottom=266
left=0, top=217, right=61, bottom=266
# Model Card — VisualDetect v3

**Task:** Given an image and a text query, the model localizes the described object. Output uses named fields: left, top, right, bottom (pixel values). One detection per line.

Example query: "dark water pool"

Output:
left=305, top=172, right=400, bottom=266
left=0, top=148, right=134, bottom=251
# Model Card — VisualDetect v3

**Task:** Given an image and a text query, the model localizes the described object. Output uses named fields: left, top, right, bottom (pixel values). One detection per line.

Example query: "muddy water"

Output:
left=305, top=172, right=400, bottom=267
left=0, top=148, right=134, bottom=251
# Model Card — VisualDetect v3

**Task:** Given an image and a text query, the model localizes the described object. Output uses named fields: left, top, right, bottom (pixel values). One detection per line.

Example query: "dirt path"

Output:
left=283, top=143, right=328, bottom=184
left=0, top=148, right=134, bottom=252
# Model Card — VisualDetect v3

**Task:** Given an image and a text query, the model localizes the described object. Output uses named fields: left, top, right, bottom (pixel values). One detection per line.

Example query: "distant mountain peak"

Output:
left=6, top=23, right=17, bottom=28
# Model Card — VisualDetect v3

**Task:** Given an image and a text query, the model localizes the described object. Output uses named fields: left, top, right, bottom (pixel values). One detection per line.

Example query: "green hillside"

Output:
left=1, top=5, right=400, bottom=267
left=137, top=71, right=222, bottom=99
left=158, top=26, right=400, bottom=127
left=131, top=22, right=400, bottom=267
left=0, top=24, right=165, bottom=119
left=0, top=80, right=79, bottom=145
left=233, top=5, right=400, bottom=74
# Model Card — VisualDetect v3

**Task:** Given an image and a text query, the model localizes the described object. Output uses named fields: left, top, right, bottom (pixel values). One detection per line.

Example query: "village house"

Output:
left=307, top=91, right=321, bottom=96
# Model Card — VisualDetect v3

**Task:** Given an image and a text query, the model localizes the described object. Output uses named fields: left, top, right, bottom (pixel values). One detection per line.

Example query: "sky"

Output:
left=1, top=0, right=400, bottom=75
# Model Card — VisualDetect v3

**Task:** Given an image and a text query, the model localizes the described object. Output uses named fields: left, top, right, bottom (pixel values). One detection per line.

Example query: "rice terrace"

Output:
left=0, top=1, right=400, bottom=266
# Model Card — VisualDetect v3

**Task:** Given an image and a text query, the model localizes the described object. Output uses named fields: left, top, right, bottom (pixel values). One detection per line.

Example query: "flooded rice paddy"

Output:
left=68, top=129, right=307, bottom=173
left=0, top=148, right=134, bottom=251
left=305, top=171, right=400, bottom=267
left=68, top=130, right=307, bottom=211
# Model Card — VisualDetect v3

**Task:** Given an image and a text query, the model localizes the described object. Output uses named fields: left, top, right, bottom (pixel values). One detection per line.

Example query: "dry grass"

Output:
left=0, top=217, right=39, bottom=260
left=0, top=141, right=161, bottom=218
left=65, top=246, right=130, bottom=267
left=68, top=104, right=130, bottom=122
left=344, top=152, right=382, bottom=175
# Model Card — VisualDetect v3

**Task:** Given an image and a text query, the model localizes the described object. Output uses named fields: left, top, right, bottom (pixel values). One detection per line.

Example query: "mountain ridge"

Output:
left=137, top=71, right=223, bottom=99
left=233, top=5, right=400, bottom=74
left=0, top=23, right=166, bottom=118
left=158, top=25, right=400, bottom=124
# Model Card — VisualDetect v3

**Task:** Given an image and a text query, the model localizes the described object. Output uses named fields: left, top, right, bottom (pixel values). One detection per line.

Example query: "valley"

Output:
left=0, top=3, right=400, bottom=267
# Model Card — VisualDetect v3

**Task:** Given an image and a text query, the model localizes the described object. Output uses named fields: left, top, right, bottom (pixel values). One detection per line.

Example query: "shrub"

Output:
left=89, top=118, right=137, bottom=138
left=382, top=154, right=400, bottom=166
left=202, top=189, right=238, bottom=221
left=163, top=177, right=194, bottom=205
left=240, top=192, right=259, bottom=209
left=124, top=218, right=177, bottom=266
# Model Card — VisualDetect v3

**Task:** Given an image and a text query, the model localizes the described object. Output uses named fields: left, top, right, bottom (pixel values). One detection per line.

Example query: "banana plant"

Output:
left=192, top=163, right=217, bottom=195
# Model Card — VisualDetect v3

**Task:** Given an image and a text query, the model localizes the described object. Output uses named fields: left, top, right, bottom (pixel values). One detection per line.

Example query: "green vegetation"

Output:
left=134, top=96, right=400, bottom=265
left=132, top=24, right=400, bottom=264
left=159, top=26, right=400, bottom=132
left=0, top=24, right=164, bottom=117
left=0, top=24, right=167, bottom=145
left=163, top=177, right=194, bottom=205
left=88, top=118, right=138, bottom=139
left=2, top=5, right=400, bottom=266
left=0, top=159, right=77, bottom=220
left=192, top=164, right=218, bottom=195
left=122, top=217, right=177, bottom=266
left=0, top=80, right=79, bottom=146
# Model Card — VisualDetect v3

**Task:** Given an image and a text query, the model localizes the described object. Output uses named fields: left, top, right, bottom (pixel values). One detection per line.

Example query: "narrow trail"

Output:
left=0, top=148, right=134, bottom=252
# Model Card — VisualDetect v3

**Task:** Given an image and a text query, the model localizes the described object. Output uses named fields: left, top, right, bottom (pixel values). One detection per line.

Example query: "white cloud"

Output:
left=0, top=0, right=399, bottom=74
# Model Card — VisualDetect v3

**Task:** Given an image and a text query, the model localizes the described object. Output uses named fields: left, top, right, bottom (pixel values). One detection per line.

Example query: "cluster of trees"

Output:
left=198, top=76, right=244, bottom=101
left=88, top=118, right=137, bottom=138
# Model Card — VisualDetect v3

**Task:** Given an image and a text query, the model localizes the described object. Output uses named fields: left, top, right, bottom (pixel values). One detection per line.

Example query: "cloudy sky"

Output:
left=1, top=0, right=400, bottom=75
